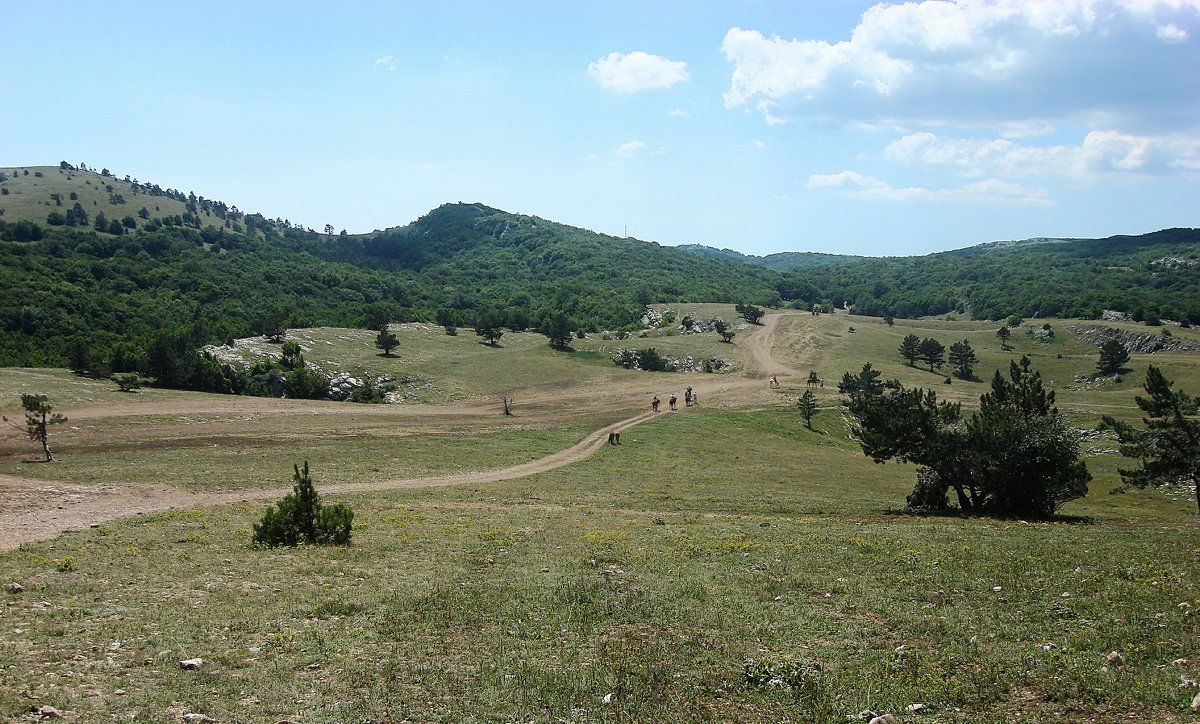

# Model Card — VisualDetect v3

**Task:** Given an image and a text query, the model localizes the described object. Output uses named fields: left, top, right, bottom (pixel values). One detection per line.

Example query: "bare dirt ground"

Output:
left=0, top=311, right=817, bottom=551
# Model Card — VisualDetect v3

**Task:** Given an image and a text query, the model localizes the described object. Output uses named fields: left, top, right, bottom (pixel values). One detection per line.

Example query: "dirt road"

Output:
left=0, top=312, right=809, bottom=551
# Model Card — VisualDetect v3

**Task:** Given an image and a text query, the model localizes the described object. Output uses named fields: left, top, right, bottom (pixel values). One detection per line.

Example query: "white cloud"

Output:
left=1158, top=22, right=1188, bottom=41
left=883, top=130, right=1200, bottom=178
left=616, top=140, right=647, bottom=155
left=667, top=109, right=689, bottom=118
left=755, top=140, right=766, bottom=150
left=721, top=1, right=1200, bottom=131
left=374, top=55, right=397, bottom=71
left=807, top=171, right=1052, bottom=206
left=588, top=51, right=690, bottom=92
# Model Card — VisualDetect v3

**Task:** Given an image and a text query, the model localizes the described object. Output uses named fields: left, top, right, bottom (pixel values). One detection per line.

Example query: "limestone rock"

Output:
left=179, top=658, right=204, bottom=670
left=37, top=705, right=62, bottom=719
left=6, top=582, right=23, bottom=594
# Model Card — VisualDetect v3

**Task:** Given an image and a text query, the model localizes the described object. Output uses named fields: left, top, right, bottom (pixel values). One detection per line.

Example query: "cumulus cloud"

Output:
left=807, top=170, right=1052, bottom=206
left=721, top=1, right=1200, bottom=131
left=1157, top=22, right=1188, bottom=41
left=883, top=130, right=1200, bottom=177
left=588, top=51, right=690, bottom=92
left=374, top=55, right=397, bottom=71
left=616, top=140, right=647, bottom=155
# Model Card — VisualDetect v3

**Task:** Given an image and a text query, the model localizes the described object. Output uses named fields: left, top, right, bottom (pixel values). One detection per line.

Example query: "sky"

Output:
left=3, top=0, right=1198, bottom=256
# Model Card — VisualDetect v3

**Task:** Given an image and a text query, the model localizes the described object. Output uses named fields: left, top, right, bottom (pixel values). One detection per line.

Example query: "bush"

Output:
left=252, top=462, right=354, bottom=547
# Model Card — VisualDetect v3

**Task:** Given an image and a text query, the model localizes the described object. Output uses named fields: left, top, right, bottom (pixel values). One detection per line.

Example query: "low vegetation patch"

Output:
left=252, top=462, right=353, bottom=547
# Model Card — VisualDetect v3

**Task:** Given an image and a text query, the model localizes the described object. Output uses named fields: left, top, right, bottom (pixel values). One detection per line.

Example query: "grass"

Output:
left=2, top=311, right=1199, bottom=722
left=0, top=165, right=224, bottom=232
left=0, top=419, right=593, bottom=491
left=204, top=324, right=734, bottom=405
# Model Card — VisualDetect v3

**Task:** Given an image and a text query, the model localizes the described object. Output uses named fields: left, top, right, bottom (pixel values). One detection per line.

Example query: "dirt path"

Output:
left=0, top=312, right=805, bottom=552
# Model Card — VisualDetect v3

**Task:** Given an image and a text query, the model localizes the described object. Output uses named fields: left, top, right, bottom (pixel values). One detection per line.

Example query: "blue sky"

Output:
left=4, top=1, right=1198, bottom=256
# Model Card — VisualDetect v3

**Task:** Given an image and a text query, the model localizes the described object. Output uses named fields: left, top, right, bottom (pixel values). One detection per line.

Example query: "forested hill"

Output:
left=2, top=163, right=1198, bottom=376
left=0, top=167, right=781, bottom=369
left=676, top=243, right=862, bottom=271
left=775, top=228, right=1200, bottom=322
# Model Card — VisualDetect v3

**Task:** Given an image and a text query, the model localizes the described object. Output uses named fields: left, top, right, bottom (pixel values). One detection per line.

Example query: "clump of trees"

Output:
left=252, top=462, right=354, bottom=547
left=1103, top=366, right=1199, bottom=514
left=713, top=319, right=735, bottom=343
left=844, top=356, right=1090, bottom=518
left=735, top=302, right=765, bottom=325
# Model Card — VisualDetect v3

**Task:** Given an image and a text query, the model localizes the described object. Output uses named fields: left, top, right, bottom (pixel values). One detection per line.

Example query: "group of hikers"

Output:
left=651, top=385, right=696, bottom=412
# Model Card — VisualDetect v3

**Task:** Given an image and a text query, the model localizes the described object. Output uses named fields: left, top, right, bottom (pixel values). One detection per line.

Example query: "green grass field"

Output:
left=1, top=311, right=1197, bottom=722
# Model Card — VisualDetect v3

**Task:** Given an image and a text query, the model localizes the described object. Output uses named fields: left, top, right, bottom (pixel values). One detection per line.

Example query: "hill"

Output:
left=676, top=243, right=863, bottom=271
left=3, top=163, right=1198, bottom=385
left=0, top=168, right=782, bottom=377
left=776, top=227, right=1200, bottom=322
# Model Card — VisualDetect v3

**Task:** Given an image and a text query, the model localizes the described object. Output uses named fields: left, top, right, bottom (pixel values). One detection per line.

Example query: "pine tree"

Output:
left=3, top=394, right=68, bottom=462
left=948, top=340, right=978, bottom=379
left=797, top=389, right=818, bottom=429
left=1097, top=339, right=1130, bottom=375
left=918, top=337, right=946, bottom=372
left=899, top=334, right=921, bottom=366
left=1103, top=366, right=1200, bottom=514
left=375, top=325, right=399, bottom=356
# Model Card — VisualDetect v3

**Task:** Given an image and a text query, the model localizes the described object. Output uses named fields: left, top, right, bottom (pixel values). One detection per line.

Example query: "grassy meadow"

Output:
left=1, top=309, right=1198, bottom=722
left=0, top=166, right=220, bottom=232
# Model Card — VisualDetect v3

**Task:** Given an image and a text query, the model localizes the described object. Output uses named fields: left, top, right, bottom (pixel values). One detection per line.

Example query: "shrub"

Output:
left=252, top=462, right=354, bottom=547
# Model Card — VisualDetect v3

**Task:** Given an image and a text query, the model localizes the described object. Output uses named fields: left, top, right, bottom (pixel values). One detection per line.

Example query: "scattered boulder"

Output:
left=868, top=715, right=896, bottom=724
left=37, top=705, right=62, bottom=719
left=182, top=715, right=215, bottom=724
left=1107, top=651, right=1125, bottom=666
left=7, top=582, right=23, bottom=594
left=1071, top=325, right=1200, bottom=354
left=179, top=658, right=204, bottom=670
left=640, top=307, right=664, bottom=327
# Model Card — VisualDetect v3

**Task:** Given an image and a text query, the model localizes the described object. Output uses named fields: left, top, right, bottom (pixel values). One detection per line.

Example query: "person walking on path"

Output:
left=669, top=393, right=678, bottom=410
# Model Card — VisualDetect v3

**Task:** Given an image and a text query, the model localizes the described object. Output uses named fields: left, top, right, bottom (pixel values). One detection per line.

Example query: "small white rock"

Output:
left=906, top=703, right=926, bottom=713
left=602, top=693, right=613, bottom=704
left=868, top=715, right=896, bottom=724
left=6, top=582, right=23, bottom=594
left=36, top=705, right=62, bottom=719
left=182, top=715, right=215, bottom=724
left=1192, top=691, right=1200, bottom=710
left=179, top=658, right=204, bottom=670
left=1107, top=651, right=1125, bottom=666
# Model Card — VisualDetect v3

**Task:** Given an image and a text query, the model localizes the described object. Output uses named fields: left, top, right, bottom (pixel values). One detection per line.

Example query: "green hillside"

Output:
left=3, top=163, right=1199, bottom=396
left=0, top=168, right=782, bottom=379
left=676, top=243, right=863, bottom=271
left=775, top=228, right=1200, bottom=322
